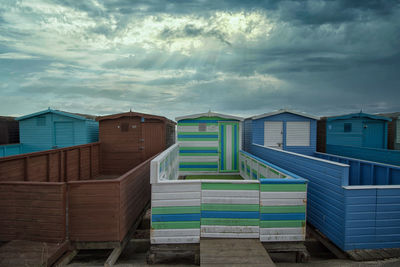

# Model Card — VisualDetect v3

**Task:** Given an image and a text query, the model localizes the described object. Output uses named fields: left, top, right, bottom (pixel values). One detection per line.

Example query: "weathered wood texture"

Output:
left=99, top=113, right=175, bottom=175
left=200, top=238, right=275, bottom=267
left=68, top=155, right=154, bottom=242
left=0, top=240, right=69, bottom=267
left=0, top=142, right=100, bottom=182
left=0, top=182, right=66, bottom=242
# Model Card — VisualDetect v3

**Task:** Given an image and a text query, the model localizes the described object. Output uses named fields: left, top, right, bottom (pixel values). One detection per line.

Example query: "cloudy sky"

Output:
left=1, top=0, right=399, bottom=120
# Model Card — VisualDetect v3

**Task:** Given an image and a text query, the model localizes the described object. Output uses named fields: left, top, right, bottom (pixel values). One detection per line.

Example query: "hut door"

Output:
left=362, top=121, right=384, bottom=148
left=218, top=122, right=239, bottom=172
left=142, top=123, right=164, bottom=160
left=54, top=122, right=74, bottom=148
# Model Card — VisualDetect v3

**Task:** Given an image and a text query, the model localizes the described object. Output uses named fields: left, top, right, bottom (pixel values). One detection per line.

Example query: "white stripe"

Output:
left=152, top=199, right=200, bottom=207
left=202, top=197, right=259, bottom=205
left=260, top=234, right=305, bottom=242
left=261, top=199, right=306, bottom=206
left=201, top=226, right=259, bottom=234
left=151, top=237, right=200, bottom=244
left=260, top=192, right=307, bottom=199
left=177, top=126, right=200, bottom=132
left=152, top=183, right=200, bottom=193
left=225, top=124, right=232, bottom=171
left=151, top=229, right=200, bottom=237
left=152, top=192, right=201, bottom=200
left=179, top=156, right=219, bottom=162
left=179, top=141, right=219, bottom=147
left=260, top=228, right=304, bottom=235
left=202, top=190, right=259, bottom=198
left=201, top=232, right=259, bottom=238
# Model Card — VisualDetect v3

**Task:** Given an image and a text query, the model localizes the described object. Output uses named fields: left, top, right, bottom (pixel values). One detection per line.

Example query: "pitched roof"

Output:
left=327, top=112, right=391, bottom=122
left=97, top=111, right=176, bottom=124
left=16, top=108, right=97, bottom=121
left=252, top=109, right=319, bottom=120
left=176, top=111, right=244, bottom=121
left=378, top=112, right=400, bottom=120
left=0, top=116, right=17, bottom=122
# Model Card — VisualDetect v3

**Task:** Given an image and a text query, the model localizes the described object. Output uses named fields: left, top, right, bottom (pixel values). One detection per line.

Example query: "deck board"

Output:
left=0, top=240, right=68, bottom=267
left=200, top=238, right=275, bottom=266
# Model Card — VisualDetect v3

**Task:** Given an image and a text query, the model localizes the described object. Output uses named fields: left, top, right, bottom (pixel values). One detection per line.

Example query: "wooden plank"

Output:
left=151, top=236, right=200, bottom=244
left=151, top=229, right=200, bottom=237
left=200, top=239, right=275, bottom=266
left=53, top=249, right=78, bottom=267
left=260, top=192, right=307, bottom=199
left=201, top=225, right=259, bottom=234
left=203, top=190, right=259, bottom=197
left=260, top=234, right=305, bottom=242
left=152, top=199, right=200, bottom=207
left=152, top=192, right=201, bottom=200
left=202, top=197, right=259, bottom=205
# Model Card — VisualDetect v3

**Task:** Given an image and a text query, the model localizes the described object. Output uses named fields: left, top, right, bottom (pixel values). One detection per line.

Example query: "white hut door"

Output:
left=219, top=122, right=239, bottom=172
left=264, top=121, right=283, bottom=149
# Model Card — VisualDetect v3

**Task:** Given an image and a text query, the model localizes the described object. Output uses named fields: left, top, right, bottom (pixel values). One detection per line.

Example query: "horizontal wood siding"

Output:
left=259, top=179, right=306, bottom=242
left=0, top=143, right=100, bottom=182
left=119, top=156, right=152, bottom=241
left=151, top=182, right=201, bottom=244
left=326, top=144, right=400, bottom=166
left=68, top=181, right=120, bottom=242
left=0, top=182, right=66, bottom=243
left=250, top=143, right=348, bottom=249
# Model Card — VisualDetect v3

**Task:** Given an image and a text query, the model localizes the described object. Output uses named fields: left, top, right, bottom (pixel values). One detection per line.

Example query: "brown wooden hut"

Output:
left=0, top=116, right=19, bottom=145
left=97, top=111, right=176, bottom=174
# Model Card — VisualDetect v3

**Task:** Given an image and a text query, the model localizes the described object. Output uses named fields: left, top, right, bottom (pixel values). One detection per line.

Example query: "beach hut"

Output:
left=326, top=112, right=391, bottom=149
left=11, top=108, right=98, bottom=154
left=380, top=112, right=400, bottom=150
left=250, top=109, right=318, bottom=156
left=176, top=111, right=243, bottom=174
left=0, top=116, right=19, bottom=145
left=97, top=111, right=176, bottom=174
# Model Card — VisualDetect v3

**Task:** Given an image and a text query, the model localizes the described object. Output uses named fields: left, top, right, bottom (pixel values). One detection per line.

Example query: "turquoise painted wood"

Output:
left=326, top=112, right=390, bottom=149
left=0, top=109, right=99, bottom=157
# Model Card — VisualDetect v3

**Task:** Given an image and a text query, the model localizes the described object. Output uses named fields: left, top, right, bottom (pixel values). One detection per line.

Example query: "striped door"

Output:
left=219, top=122, right=239, bottom=172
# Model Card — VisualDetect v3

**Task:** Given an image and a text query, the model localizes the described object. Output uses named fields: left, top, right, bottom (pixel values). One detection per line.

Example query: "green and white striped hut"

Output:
left=176, top=111, right=243, bottom=174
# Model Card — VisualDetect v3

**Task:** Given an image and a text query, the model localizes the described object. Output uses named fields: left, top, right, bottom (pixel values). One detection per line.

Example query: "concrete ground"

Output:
left=65, top=237, right=400, bottom=267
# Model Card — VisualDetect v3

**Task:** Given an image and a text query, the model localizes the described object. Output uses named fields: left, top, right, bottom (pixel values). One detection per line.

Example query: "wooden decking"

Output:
left=200, top=238, right=275, bottom=267
left=0, top=240, right=69, bottom=267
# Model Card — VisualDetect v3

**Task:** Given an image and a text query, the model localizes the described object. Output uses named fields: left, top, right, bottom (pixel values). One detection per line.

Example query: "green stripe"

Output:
left=231, top=125, right=234, bottom=170
left=180, top=162, right=217, bottom=166
left=260, top=206, right=306, bottom=213
left=223, top=125, right=226, bottom=170
left=180, top=147, right=218, bottom=150
left=179, top=132, right=218, bottom=135
left=201, top=204, right=259, bottom=212
left=179, top=167, right=218, bottom=171
left=260, top=184, right=306, bottom=192
left=178, top=137, right=218, bottom=141
left=201, top=218, right=259, bottom=226
left=151, top=221, right=200, bottom=229
left=152, top=206, right=200, bottom=214
left=201, top=183, right=259, bottom=190
left=180, top=153, right=218, bottom=156
left=260, top=220, right=305, bottom=228
left=269, top=168, right=279, bottom=176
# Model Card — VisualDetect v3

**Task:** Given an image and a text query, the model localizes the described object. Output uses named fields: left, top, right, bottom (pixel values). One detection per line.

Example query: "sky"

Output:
left=0, top=0, right=399, bottom=120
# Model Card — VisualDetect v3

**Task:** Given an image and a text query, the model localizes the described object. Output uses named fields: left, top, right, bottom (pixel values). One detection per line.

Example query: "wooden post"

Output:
left=24, top=157, right=29, bottom=181
left=47, top=153, right=50, bottom=182
left=89, top=144, right=93, bottom=179
left=64, top=150, right=68, bottom=182
left=78, top=148, right=81, bottom=180
left=59, top=151, right=62, bottom=182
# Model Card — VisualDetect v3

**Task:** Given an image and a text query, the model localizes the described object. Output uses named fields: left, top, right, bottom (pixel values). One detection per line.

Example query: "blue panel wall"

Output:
left=86, top=120, right=99, bottom=142
left=250, top=143, right=349, bottom=250
left=344, top=188, right=400, bottom=250
left=0, top=144, right=23, bottom=157
left=326, top=119, right=387, bottom=149
left=243, top=118, right=252, bottom=152
left=315, top=152, right=400, bottom=186
left=252, top=112, right=317, bottom=156
left=326, top=144, right=400, bottom=166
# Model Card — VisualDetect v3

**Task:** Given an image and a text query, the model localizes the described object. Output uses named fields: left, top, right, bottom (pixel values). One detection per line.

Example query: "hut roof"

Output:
left=16, top=108, right=97, bottom=121
left=176, top=111, right=244, bottom=121
left=97, top=111, right=176, bottom=124
left=252, top=109, right=319, bottom=120
left=327, top=112, right=391, bottom=122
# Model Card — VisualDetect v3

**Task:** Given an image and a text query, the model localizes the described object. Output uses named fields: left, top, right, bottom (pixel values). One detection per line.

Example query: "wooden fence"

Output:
left=0, top=143, right=100, bottom=182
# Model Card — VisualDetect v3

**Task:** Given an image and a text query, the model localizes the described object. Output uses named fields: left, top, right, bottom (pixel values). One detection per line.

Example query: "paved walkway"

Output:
left=200, top=238, right=275, bottom=267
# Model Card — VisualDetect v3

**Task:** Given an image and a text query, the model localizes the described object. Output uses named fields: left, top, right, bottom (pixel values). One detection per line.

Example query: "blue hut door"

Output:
left=362, top=121, right=384, bottom=148
left=54, top=122, right=74, bottom=148
left=219, top=122, right=239, bottom=172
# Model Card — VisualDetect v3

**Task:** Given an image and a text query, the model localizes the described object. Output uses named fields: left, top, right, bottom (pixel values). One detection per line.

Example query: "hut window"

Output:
left=286, top=121, right=310, bottom=146
left=198, top=123, right=207, bottom=132
left=36, top=116, right=46, bottom=126
left=121, top=123, right=129, bottom=132
left=344, top=123, right=352, bottom=132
